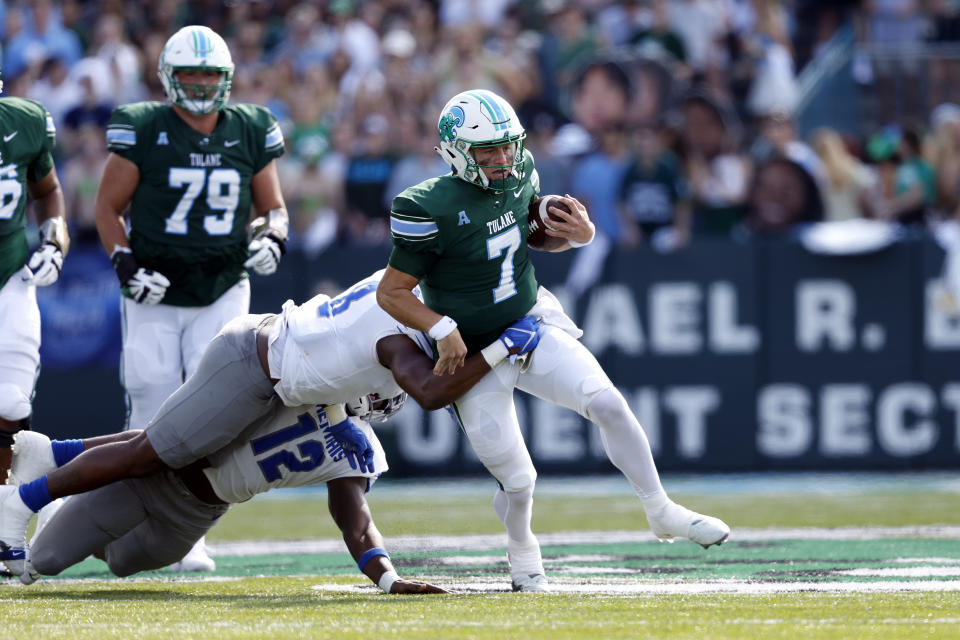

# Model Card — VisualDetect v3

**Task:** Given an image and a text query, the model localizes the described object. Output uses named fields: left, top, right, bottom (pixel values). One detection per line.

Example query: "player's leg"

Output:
left=173, top=279, right=249, bottom=572
left=0, top=272, right=41, bottom=480
left=517, top=326, right=729, bottom=547
left=101, top=473, right=228, bottom=577
left=27, top=480, right=149, bottom=580
left=120, top=298, right=184, bottom=430
left=452, top=367, right=547, bottom=592
left=1, top=314, right=278, bottom=575
left=181, top=278, right=250, bottom=379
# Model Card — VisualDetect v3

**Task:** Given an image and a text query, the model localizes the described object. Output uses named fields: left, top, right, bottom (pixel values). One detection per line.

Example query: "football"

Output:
left=527, top=195, right=572, bottom=250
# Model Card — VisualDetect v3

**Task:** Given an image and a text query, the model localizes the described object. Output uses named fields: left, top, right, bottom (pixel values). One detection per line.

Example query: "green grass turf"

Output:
left=5, top=484, right=960, bottom=639
left=3, top=578, right=959, bottom=640
left=206, top=490, right=960, bottom=541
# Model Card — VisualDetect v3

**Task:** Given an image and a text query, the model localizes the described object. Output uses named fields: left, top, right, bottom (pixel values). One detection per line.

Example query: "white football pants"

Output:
left=0, top=267, right=41, bottom=422
left=121, top=278, right=250, bottom=430
left=452, top=288, right=664, bottom=544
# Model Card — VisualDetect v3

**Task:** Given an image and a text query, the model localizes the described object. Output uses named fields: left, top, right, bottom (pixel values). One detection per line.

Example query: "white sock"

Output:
left=498, top=486, right=537, bottom=548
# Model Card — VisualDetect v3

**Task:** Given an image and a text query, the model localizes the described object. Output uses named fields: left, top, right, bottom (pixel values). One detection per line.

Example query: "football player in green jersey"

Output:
left=93, top=25, right=288, bottom=573
left=0, top=70, right=70, bottom=485
left=378, top=89, right=730, bottom=592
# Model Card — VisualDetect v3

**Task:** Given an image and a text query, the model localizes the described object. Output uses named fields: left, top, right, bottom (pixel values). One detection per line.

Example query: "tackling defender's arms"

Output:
left=377, top=266, right=468, bottom=377
left=327, top=476, right=448, bottom=594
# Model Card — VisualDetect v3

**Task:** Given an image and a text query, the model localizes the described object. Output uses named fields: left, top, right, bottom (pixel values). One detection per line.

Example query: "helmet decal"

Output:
left=438, top=105, right=465, bottom=143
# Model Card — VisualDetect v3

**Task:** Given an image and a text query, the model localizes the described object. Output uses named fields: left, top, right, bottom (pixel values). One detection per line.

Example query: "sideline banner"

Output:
left=34, top=238, right=959, bottom=473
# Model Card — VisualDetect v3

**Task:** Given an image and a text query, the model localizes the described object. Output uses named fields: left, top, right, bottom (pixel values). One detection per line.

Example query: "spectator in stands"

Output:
left=865, top=127, right=936, bottom=225
left=344, top=113, right=394, bottom=245
left=628, top=0, right=688, bottom=71
left=571, top=122, right=633, bottom=246
left=679, top=93, right=751, bottom=236
left=61, top=124, right=109, bottom=244
left=811, top=128, right=877, bottom=221
left=25, top=56, right=81, bottom=135
left=746, top=156, right=824, bottom=235
left=752, top=111, right=823, bottom=177
left=538, top=1, right=601, bottom=119
left=61, top=71, right=114, bottom=156
left=927, top=103, right=960, bottom=216
left=270, top=3, right=335, bottom=77
left=619, top=121, right=693, bottom=250
left=2, top=0, right=83, bottom=80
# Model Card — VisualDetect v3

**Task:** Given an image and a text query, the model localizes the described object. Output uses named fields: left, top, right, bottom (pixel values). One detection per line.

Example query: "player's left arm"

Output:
left=377, top=315, right=542, bottom=409
left=543, top=193, right=596, bottom=250
left=327, top=476, right=449, bottom=594
left=24, top=167, right=69, bottom=286
left=245, top=159, right=289, bottom=276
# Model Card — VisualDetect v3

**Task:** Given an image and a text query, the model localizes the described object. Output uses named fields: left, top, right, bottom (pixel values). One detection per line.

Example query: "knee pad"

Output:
left=585, top=388, right=631, bottom=427
left=486, top=449, right=537, bottom=494
left=0, top=383, right=32, bottom=423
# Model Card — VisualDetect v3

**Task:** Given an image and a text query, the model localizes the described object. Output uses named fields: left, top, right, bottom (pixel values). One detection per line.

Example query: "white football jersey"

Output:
left=268, top=270, right=431, bottom=407
left=203, top=404, right=389, bottom=503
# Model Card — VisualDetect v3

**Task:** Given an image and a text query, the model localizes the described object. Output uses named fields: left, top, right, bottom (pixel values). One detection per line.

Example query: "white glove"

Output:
left=244, top=236, right=283, bottom=276
left=23, top=244, right=63, bottom=286
left=126, top=268, right=170, bottom=305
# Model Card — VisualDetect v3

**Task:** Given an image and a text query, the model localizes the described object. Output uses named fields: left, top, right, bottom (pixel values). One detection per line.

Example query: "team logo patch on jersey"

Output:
left=457, top=210, right=471, bottom=226
left=439, top=106, right=465, bottom=143
left=157, top=131, right=169, bottom=145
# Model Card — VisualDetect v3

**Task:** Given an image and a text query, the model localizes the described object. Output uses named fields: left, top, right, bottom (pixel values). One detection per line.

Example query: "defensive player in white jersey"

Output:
left=96, top=26, right=289, bottom=571
left=0, top=270, right=541, bottom=587
left=9, top=401, right=448, bottom=593
left=0, top=73, right=69, bottom=481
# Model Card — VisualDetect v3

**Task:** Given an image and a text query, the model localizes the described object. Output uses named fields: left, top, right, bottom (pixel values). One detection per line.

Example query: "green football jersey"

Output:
left=105, top=102, right=284, bottom=306
left=388, top=150, right=541, bottom=352
left=0, top=97, right=56, bottom=290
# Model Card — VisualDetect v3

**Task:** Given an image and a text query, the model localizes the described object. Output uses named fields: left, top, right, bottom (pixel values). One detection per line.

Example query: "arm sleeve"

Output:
left=387, top=194, right=441, bottom=278
left=105, top=106, right=145, bottom=165
left=26, top=104, right=56, bottom=183
left=255, top=106, right=285, bottom=173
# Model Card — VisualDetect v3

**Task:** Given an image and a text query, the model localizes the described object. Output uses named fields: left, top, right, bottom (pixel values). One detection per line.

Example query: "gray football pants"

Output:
left=145, top=312, right=281, bottom=469
left=30, top=472, right=229, bottom=577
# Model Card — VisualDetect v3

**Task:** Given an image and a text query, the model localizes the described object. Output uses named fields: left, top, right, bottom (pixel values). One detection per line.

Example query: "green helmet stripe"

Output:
left=470, top=91, right=507, bottom=131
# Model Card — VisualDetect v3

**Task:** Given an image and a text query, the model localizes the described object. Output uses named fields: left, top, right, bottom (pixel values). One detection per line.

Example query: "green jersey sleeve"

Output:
left=25, top=100, right=55, bottom=183
left=388, top=191, right=442, bottom=278
left=231, top=103, right=285, bottom=174
left=105, top=103, right=152, bottom=165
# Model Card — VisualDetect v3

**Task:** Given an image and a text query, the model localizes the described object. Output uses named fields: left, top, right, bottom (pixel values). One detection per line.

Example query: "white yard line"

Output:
left=208, top=524, right=960, bottom=557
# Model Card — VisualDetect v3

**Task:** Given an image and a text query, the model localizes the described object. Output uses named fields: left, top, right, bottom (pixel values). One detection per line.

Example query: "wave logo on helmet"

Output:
left=438, top=105, right=465, bottom=143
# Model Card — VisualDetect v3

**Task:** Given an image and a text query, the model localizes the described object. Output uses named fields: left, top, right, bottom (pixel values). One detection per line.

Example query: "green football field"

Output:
left=3, top=473, right=960, bottom=639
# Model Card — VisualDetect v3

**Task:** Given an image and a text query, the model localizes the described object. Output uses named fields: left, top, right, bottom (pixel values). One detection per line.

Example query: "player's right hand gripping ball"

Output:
left=527, top=195, right=573, bottom=250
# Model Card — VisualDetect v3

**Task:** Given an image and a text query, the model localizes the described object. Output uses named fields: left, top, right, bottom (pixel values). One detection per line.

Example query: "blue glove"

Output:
left=327, top=418, right=375, bottom=473
left=499, top=315, right=541, bottom=356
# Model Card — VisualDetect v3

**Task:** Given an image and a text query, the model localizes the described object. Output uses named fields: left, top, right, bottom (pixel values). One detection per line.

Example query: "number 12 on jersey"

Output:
left=165, top=167, right=241, bottom=236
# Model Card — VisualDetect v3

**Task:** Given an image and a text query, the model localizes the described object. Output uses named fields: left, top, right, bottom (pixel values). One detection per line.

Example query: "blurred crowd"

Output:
left=6, top=0, right=960, bottom=255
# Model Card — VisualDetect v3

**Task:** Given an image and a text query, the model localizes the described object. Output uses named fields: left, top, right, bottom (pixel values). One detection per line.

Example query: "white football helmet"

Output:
left=436, top=89, right=527, bottom=192
left=158, top=25, right=234, bottom=114
left=346, top=392, right=408, bottom=423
